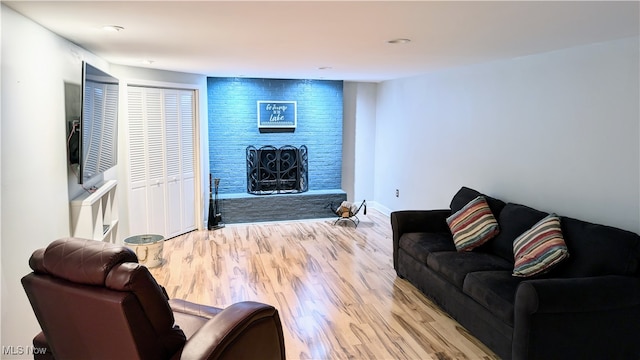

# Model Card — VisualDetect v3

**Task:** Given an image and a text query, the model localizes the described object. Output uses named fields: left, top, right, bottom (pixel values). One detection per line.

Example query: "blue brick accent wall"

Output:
left=208, top=78, right=343, bottom=194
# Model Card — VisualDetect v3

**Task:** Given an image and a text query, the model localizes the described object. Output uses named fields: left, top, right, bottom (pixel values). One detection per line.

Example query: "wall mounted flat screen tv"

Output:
left=75, top=62, right=119, bottom=184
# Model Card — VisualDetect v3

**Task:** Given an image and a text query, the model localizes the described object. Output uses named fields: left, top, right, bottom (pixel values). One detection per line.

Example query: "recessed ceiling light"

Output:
left=387, top=38, right=411, bottom=44
left=102, top=25, right=124, bottom=32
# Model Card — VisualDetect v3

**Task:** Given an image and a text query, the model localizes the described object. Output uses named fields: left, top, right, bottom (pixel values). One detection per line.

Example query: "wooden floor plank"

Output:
left=150, top=209, right=497, bottom=359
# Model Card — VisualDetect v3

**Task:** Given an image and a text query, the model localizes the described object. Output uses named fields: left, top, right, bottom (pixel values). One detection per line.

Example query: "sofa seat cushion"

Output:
left=398, top=232, right=455, bottom=264
left=463, top=271, right=525, bottom=326
left=427, top=252, right=513, bottom=289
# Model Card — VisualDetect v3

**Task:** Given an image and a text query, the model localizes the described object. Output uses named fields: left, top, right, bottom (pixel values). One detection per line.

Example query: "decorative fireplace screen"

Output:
left=246, top=145, right=308, bottom=195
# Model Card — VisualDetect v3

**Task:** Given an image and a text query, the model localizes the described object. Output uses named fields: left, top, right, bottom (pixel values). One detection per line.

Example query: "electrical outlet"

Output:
left=395, top=189, right=399, bottom=198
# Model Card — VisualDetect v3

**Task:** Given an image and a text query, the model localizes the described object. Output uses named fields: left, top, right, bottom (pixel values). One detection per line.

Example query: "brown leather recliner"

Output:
left=21, top=237, right=286, bottom=360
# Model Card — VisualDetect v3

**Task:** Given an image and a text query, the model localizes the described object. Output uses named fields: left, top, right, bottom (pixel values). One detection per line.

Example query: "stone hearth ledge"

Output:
left=218, top=189, right=347, bottom=224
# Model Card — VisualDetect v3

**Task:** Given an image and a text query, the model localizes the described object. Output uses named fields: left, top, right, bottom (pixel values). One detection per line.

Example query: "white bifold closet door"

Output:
left=128, top=86, right=196, bottom=239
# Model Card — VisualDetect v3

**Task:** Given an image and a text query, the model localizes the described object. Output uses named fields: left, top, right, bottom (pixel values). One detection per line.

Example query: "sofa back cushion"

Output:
left=450, top=187, right=506, bottom=218
left=550, top=217, right=640, bottom=278
left=484, top=203, right=548, bottom=263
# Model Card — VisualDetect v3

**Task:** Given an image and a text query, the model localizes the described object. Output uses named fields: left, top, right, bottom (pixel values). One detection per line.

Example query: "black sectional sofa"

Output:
left=391, top=186, right=640, bottom=359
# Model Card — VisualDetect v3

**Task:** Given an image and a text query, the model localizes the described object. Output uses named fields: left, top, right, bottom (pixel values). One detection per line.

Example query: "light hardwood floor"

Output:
left=149, top=209, right=497, bottom=360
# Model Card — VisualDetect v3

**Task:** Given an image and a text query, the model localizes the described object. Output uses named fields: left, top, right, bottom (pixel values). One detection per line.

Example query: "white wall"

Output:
left=0, top=7, right=3, bottom=347
left=0, top=5, right=106, bottom=355
left=342, top=83, right=357, bottom=200
left=343, top=82, right=377, bottom=204
left=0, top=6, right=210, bottom=355
left=352, top=83, right=377, bottom=204
left=375, top=37, right=640, bottom=234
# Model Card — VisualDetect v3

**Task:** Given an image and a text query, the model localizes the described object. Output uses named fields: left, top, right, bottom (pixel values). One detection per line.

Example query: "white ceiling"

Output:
left=4, top=1, right=639, bottom=82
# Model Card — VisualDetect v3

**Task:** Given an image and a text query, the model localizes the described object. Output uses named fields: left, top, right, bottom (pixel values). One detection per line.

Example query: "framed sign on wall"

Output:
left=257, top=101, right=297, bottom=129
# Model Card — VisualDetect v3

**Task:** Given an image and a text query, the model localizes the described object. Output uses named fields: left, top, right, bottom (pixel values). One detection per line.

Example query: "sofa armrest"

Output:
left=516, top=275, right=640, bottom=314
left=513, top=276, right=640, bottom=360
left=178, top=301, right=285, bottom=360
left=390, top=210, right=451, bottom=269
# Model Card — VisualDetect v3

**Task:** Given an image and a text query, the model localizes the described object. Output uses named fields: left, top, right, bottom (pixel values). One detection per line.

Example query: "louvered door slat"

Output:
left=179, top=91, right=195, bottom=174
left=128, top=88, right=147, bottom=184
left=164, top=91, right=181, bottom=177
left=145, top=90, right=164, bottom=181
left=179, top=90, right=196, bottom=231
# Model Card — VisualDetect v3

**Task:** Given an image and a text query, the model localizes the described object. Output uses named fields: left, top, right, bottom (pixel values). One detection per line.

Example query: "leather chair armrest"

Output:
left=177, top=301, right=285, bottom=360
left=391, top=209, right=451, bottom=269
left=169, top=298, right=223, bottom=319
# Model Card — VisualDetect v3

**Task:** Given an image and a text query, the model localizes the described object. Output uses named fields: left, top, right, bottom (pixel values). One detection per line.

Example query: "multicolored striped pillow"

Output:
left=513, top=214, right=569, bottom=277
left=446, top=196, right=500, bottom=252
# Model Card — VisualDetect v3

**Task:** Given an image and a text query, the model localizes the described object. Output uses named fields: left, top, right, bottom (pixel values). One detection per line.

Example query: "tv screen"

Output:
left=78, top=62, right=119, bottom=184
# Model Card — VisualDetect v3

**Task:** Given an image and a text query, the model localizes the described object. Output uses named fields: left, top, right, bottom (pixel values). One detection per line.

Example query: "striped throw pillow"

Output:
left=513, top=214, right=569, bottom=277
left=446, top=196, right=500, bottom=252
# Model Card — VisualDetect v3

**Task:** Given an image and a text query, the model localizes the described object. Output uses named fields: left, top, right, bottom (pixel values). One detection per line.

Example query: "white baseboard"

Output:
left=367, top=201, right=392, bottom=216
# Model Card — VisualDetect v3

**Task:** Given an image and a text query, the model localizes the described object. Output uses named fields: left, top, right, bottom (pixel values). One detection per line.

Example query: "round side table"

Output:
left=124, top=234, right=164, bottom=268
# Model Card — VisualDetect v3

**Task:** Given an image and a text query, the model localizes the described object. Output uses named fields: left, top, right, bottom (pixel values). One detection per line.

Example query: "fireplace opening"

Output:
left=246, top=145, right=308, bottom=195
